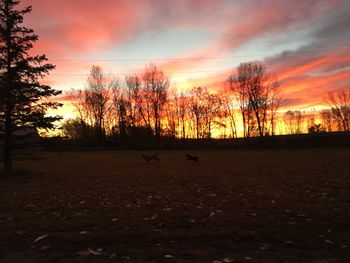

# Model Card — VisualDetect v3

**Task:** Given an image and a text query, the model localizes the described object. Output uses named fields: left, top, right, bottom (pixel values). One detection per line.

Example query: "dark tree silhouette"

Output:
left=189, top=87, right=221, bottom=139
left=69, top=66, right=114, bottom=139
left=177, top=92, right=188, bottom=139
left=308, top=123, right=324, bottom=133
left=163, top=89, right=178, bottom=138
left=189, top=87, right=208, bottom=139
left=227, top=62, right=281, bottom=137
left=221, top=92, right=237, bottom=138
left=0, top=0, right=61, bottom=176
left=125, top=74, right=142, bottom=129
left=320, top=109, right=333, bottom=132
left=325, top=88, right=350, bottom=131
left=61, top=118, right=88, bottom=140
left=142, top=64, right=169, bottom=141
left=86, top=65, right=113, bottom=138
left=112, top=86, right=128, bottom=140
left=227, top=66, right=253, bottom=137
left=283, top=110, right=304, bottom=134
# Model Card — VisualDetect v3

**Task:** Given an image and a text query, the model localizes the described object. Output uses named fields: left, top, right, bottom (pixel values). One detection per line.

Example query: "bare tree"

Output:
left=189, top=87, right=221, bottom=139
left=69, top=66, right=114, bottom=139
left=205, top=93, right=222, bottom=138
left=268, top=84, right=282, bottom=135
left=142, top=64, right=169, bottom=140
left=221, top=92, right=237, bottom=138
left=111, top=86, right=128, bottom=140
left=227, top=68, right=253, bottom=137
left=86, top=66, right=114, bottom=138
left=61, top=118, right=89, bottom=139
left=189, top=87, right=206, bottom=139
left=177, top=91, right=188, bottom=139
left=227, top=62, right=281, bottom=137
left=283, top=110, right=303, bottom=134
left=125, top=74, right=142, bottom=129
left=320, top=109, right=333, bottom=132
left=163, top=89, right=178, bottom=138
left=325, top=88, right=350, bottom=131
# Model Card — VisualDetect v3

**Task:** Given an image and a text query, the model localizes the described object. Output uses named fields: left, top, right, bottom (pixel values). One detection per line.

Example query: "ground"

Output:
left=0, top=148, right=349, bottom=262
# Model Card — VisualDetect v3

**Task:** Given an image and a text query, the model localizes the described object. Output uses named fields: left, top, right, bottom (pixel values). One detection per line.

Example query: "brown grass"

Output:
left=0, top=148, right=349, bottom=262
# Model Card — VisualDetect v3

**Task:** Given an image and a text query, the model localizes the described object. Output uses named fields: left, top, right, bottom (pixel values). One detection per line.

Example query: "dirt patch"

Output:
left=0, top=148, right=349, bottom=262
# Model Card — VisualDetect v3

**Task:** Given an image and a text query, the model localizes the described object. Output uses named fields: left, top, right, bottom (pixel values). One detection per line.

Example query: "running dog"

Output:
left=141, top=154, right=159, bottom=163
left=186, top=154, right=199, bottom=162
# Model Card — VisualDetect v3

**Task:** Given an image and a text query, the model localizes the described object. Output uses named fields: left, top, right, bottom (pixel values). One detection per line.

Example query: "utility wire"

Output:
left=51, top=69, right=230, bottom=76
left=49, top=64, right=350, bottom=76
left=47, top=47, right=350, bottom=62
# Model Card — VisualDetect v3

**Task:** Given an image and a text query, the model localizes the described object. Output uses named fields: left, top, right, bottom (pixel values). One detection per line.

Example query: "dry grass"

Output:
left=0, top=148, right=349, bottom=262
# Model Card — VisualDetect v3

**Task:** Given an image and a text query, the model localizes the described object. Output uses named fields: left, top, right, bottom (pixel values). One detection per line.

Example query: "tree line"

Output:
left=63, top=62, right=350, bottom=142
left=62, top=62, right=282, bottom=141
left=281, top=88, right=350, bottom=135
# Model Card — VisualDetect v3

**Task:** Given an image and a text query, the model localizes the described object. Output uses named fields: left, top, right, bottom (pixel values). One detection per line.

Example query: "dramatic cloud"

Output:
left=23, top=0, right=149, bottom=57
left=21, top=0, right=350, bottom=113
left=261, top=1, right=350, bottom=108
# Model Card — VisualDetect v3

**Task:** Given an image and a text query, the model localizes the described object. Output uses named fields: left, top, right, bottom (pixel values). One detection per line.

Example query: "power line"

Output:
left=51, top=69, right=230, bottom=76
left=48, top=47, right=350, bottom=62
left=49, top=63, right=350, bottom=76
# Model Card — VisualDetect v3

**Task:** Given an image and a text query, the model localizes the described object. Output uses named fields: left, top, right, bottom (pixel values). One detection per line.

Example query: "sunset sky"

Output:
left=22, top=0, right=350, bottom=119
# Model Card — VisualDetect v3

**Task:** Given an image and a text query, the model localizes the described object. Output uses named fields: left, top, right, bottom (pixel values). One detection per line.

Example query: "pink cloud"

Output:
left=17, top=0, right=349, bottom=113
left=23, top=0, right=149, bottom=57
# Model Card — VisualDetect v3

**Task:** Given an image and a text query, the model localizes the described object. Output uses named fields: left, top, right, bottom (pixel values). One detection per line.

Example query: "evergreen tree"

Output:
left=0, top=0, right=62, bottom=176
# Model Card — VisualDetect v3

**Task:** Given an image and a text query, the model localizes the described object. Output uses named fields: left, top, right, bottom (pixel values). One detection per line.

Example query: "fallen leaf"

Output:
left=33, top=234, right=48, bottom=243
left=109, top=253, right=116, bottom=259
left=77, top=249, right=91, bottom=256
left=77, top=248, right=104, bottom=256
left=16, top=230, right=27, bottom=235
left=151, top=214, right=158, bottom=220
left=39, top=245, right=50, bottom=251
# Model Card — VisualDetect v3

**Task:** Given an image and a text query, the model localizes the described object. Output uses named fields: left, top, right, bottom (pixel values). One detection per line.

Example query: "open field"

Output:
left=0, top=148, right=349, bottom=262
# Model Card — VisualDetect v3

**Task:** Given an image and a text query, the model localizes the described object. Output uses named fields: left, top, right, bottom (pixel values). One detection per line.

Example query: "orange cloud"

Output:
left=19, top=0, right=350, bottom=116
left=25, top=0, right=148, bottom=57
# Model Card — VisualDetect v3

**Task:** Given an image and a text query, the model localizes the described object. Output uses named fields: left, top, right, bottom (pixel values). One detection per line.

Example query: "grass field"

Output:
left=0, top=148, right=349, bottom=262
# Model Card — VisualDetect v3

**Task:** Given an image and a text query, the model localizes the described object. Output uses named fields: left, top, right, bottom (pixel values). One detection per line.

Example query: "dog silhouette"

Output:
left=186, top=154, right=199, bottom=162
left=141, top=154, right=159, bottom=163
